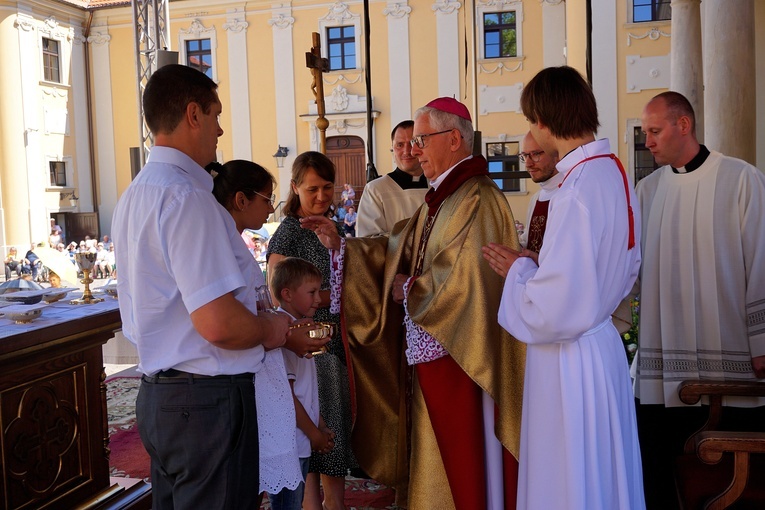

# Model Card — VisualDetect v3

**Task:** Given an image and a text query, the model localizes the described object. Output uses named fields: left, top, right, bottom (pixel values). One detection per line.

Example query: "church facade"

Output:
left=0, top=0, right=763, bottom=246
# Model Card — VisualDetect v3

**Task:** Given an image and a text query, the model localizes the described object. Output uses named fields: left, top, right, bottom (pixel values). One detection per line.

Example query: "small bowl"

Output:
left=0, top=304, right=46, bottom=324
left=0, top=291, right=44, bottom=305
left=99, top=283, right=118, bottom=298
left=43, top=288, right=76, bottom=303
left=4, top=308, right=43, bottom=324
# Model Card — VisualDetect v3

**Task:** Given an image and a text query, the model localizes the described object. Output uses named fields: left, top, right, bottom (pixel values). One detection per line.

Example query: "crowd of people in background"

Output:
left=3, top=219, right=117, bottom=282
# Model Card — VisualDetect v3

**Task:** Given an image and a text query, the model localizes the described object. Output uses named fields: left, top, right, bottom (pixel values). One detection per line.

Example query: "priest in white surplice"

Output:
left=356, top=120, right=429, bottom=237
left=483, top=66, right=645, bottom=510
left=634, top=91, right=765, bottom=509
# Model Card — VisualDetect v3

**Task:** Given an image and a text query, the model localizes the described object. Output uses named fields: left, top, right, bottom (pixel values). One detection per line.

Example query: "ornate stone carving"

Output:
left=477, top=0, right=519, bottom=8
left=73, top=29, right=86, bottom=45
left=180, top=19, right=215, bottom=38
left=44, top=16, right=59, bottom=31
left=383, top=2, right=412, bottom=19
left=333, top=119, right=365, bottom=134
left=87, top=31, right=111, bottom=45
left=268, top=14, right=295, bottom=29
left=330, top=85, right=350, bottom=111
left=223, top=18, right=249, bottom=33
left=627, top=27, right=671, bottom=46
left=432, top=0, right=461, bottom=14
left=323, top=72, right=363, bottom=85
left=14, top=16, right=35, bottom=32
left=479, top=60, right=523, bottom=74
left=321, top=2, right=357, bottom=22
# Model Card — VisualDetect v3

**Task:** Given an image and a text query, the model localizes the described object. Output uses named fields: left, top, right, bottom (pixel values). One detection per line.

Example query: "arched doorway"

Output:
left=325, top=136, right=366, bottom=208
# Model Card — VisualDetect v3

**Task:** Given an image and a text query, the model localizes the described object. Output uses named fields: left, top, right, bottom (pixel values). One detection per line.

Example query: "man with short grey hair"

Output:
left=303, top=97, right=525, bottom=510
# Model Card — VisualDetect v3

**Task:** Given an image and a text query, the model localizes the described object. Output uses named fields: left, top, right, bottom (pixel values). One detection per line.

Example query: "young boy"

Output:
left=269, top=257, right=336, bottom=510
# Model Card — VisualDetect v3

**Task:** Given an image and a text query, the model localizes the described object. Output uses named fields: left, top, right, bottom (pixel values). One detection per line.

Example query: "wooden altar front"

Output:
left=0, top=298, right=150, bottom=509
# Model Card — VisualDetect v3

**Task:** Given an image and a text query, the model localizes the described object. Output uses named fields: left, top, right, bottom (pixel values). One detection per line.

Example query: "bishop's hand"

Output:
left=300, top=216, right=342, bottom=251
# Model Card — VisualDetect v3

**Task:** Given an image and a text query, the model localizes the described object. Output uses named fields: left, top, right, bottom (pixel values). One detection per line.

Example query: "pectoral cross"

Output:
left=306, top=32, right=330, bottom=154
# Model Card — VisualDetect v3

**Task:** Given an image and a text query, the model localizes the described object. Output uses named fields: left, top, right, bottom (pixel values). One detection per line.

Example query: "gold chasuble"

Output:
left=340, top=157, right=525, bottom=508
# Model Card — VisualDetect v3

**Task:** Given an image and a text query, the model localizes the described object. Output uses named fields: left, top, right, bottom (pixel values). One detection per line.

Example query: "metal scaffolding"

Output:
left=131, top=0, right=170, bottom=166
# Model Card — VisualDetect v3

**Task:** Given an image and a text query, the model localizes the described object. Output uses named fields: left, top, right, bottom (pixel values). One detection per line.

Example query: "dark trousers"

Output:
left=636, top=399, right=765, bottom=510
left=137, top=374, right=260, bottom=510
left=4, top=261, right=21, bottom=280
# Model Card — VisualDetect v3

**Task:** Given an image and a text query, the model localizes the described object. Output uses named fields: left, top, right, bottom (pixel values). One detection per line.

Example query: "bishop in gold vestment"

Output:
left=305, top=98, right=525, bottom=509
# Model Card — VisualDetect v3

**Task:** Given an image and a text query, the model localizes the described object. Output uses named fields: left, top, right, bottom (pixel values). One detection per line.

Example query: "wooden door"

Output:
left=65, top=213, right=100, bottom=243
left=326, top=136, right=366, bottom=208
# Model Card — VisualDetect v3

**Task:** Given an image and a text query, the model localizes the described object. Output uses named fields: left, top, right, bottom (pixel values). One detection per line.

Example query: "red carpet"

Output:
left=109, top=425, right=151, bottom=479
left=106, top=377, right=396, bottom=509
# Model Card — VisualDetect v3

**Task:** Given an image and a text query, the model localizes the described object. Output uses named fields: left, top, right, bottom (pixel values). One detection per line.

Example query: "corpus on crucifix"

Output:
left=306, top=32, right=330, bottom=154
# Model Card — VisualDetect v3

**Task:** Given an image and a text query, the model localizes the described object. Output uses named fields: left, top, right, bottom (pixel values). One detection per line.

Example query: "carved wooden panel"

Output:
left=0, top=311, right=118, bottom=509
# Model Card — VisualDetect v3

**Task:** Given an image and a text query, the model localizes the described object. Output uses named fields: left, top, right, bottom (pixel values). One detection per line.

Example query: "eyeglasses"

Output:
left=409, top=129, right=454, bottom=149
left=253, top=191, right=276, bottom=206
left=519, top=150, right=545, bottom=163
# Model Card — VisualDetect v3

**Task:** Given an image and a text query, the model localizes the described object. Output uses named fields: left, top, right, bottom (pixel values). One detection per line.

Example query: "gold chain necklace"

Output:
left=413, top=202, right=445, bottom=277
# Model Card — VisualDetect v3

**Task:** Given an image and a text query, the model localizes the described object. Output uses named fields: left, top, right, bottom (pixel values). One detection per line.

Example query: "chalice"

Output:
left=70, top=252, right=104, bottom=305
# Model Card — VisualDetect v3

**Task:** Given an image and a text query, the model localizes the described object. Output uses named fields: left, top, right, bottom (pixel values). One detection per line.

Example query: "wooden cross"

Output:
left=306, top=32, right=330, bottom=154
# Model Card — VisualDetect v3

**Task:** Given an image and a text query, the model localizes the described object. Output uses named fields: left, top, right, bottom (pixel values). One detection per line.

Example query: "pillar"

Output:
left=704, top=0, right=755, bottom=163
left=670, top=0, right=703, bottom=142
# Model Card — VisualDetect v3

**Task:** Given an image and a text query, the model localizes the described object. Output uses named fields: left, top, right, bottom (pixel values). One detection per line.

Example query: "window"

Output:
left=633, top=127, right=659, bottom=184
left=186, top=39, right=212, bottom=78
left=484, top=12, right=517, bottom=58
left=49, top=161, right=66, bottom=187
left=327, top=26, right=356, bottom=71
left=487, top=142, right=521, bottom=192
left=42, top=38, right=61, bottom=83
left=633, top=0, right=671, bottom=22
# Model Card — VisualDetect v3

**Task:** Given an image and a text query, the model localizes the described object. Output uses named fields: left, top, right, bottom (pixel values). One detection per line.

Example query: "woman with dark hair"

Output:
left=207, top=160, right=276, bottom=233
left=207, top=160, right=322, bottom=506
left=267, top=151, right=355, bottom=510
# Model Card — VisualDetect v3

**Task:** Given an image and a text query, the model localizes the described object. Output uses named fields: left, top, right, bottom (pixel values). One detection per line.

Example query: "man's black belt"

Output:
left=142, top=368, right=254, bottom=384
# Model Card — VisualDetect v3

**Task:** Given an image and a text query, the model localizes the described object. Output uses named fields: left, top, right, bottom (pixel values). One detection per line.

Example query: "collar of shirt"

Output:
left=389, top=168, right=429, bottom=190
left=147, top=146, right=214, bottom=192
left=672, top=144, right=710, bottom=174
left=556, top=139, right=611, bottom=181
left=540, top=171, right=565, bottom=192
left=430, top=155, right=473, bottom=190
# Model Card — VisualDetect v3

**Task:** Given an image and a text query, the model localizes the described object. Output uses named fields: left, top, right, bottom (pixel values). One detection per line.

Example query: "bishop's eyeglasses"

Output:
left=409, top=129, right=454, bottom=149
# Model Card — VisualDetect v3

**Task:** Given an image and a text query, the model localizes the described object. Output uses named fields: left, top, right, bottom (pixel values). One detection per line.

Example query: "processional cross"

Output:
left=306, top=32, right=330, bottom=154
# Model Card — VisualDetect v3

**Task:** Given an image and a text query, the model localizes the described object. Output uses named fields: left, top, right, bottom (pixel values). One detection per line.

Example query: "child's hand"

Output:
left=310, top=426, right=336, bottom=454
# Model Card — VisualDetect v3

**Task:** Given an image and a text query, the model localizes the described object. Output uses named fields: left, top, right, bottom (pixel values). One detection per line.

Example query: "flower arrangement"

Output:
left=621, top=296, right=639, bottom=364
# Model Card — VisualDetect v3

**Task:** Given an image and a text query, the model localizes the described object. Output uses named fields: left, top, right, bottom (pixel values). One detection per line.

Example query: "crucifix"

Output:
left=306, top=32, right=330, bottom=154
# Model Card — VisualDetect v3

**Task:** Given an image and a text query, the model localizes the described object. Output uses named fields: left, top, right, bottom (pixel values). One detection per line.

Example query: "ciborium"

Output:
left=289, top=322, right=333, bottom=356
left=70, top=252, right=104, bottom=305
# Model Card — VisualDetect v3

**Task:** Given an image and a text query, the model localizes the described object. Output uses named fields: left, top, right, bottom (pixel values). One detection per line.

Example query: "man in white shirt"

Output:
left=634, top=91, right=765, bottom=509
left=356, top=120, right=429, bottom=236
left=517, top=131, right=562, bottom=252
left=112, top=64, right=322, bottom=510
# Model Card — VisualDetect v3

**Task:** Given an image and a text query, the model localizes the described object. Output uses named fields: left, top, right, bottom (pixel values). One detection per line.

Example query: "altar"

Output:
left=0, top=294, right=150, bottom=509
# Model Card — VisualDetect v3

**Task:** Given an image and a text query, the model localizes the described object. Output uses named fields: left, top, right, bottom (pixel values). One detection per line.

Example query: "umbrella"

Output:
left=33, top=246, right=80, bottom=286
left=0, top=278, right=44, bottom=294
left=245, top=226, right=272, bottom=240
left=262, top=222, right=281, bottom=238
